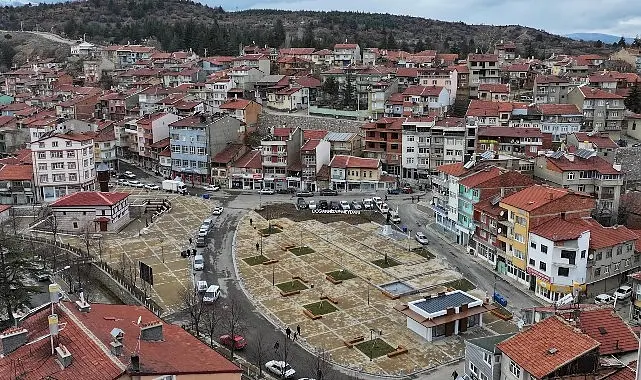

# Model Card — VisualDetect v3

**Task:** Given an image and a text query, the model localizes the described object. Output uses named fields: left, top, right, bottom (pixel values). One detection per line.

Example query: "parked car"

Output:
left=296, top=191, right=314, bottom=197
left=196, top=280, right=208, bottom=293
left=339, top=200, right=351, bottom=210
left=362, top=198, right=374, bottom=209
left=144, top=183, right=159, bottom=190
left=265, top=360, right=296, bottom=379
left=614, top=285, right=633, bottom=300
left=633, top=143, right=641, bottom=147
left=308, top=200, right=317, bottom=210
left=329, top=201, right=341, bottom=210
left=128, top=180, right=145, bottom=188
left=318, top=200, right=329, bottom=210
left=204, top=184, right=220, bottom=192
left=372, top=196, right=383, bottom=207
left=193, top=255, right=204, bottom=271
left=595, top=293, right=614, bottom=304
left=387, top=188, right=400, bottom=195
left=415, top=232, right=429, bottom=245
left=276, top=189, right=290, bottom=194
left=378, top=202, right=390, bottom=214
left=212, top=206, right=224, bottom=215
left=402, top=186, right=414, bottom=194
left=351, top=201, right=362, bottom=210
left=297, top=197, right=308, bottom=209
left=117, top=178, right=128, bottom=186
left=219, top=334, right=247, bottom=350
left=259, top=188, right=275, bottom=195
left=319, top=188, right=338, bottom=196
left=123, top=171, right=136, bottom=179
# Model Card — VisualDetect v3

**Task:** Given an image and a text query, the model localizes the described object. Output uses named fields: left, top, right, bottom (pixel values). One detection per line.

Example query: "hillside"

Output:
left=0, top=0, right=606, bottom=59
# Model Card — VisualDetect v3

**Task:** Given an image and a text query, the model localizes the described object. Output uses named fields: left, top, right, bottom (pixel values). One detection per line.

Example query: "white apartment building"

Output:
left=204, top=78, right=235, bottom=114
left=401, top=117, right=436, bottom=180
left=417, top=68, right=458, bottom=104
left=31, top=132, right=96, bottom=202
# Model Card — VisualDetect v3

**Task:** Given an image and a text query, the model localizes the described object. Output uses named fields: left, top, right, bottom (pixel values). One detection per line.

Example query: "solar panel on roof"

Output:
left=550, top=151, right=564, bottom=159
left=480, top=151, right=494, bottom=160
left=414, top=292, right=476, bottom=314
left=575, top=148, right=595, bottom=159
left=490, top=195, right=501, bottom=206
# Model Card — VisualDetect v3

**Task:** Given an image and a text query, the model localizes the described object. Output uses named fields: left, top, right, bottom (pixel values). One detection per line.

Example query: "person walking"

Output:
left=285, top=327, right=291, bottom=339
left=189, top=237, right=193, bottom=245
left=293, top=332, right=298, bottom=341
left=296, top=324, right=301, bottom=336
left=250, top=218, right=253, bottom=226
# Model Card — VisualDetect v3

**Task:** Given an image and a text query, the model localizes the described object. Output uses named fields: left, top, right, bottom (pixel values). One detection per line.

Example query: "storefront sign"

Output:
left=311, top=210, right=361, bottom=215
left=526, top=266, right=551, bottom=283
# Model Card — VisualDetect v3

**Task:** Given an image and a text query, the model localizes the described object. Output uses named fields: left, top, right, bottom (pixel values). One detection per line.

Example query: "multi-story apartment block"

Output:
left=137, top=86, right=170, bottom=116
left=219, top=98, right=262, bottom=126
left=361, top=117, right=403, bottom=176
left=135, top=113, right=180, bottom=170
left=324, top=132, right=362, bottom=158
left=503, top=63, right=533, bottom=89
left=261, top=127, right=304, bottom=190
left=587, top=73, right=619, bottom=93
left=478, top=83, right=510, bottom=102
left=464, top=334, right=515, bottom=380
left=467, top=54, right=500, bottom=98
left=333, top=43, right=361, bottom=67
left=229, top=66, right=265, bottom=92
left=537, top=104, right=583, bottom=143
left=362, top=47, right=379, bottom=66
left=497, top=185, right=596, bottom=286
left=416, top=68, right=458, bottom=104
left=0, top=149, right=35, bottom=205
left=232, top=54, right=271, bottom=75
left=31, top=132, right=96, bottom=202
left=329, top=155, right=385, bottom=192
left=567, top=86, right=626, bottom=139
left=401, top=117, right=436, bottom=181
left=93, top=125, right=118, bottom=171
left=229, top=149, right=263, bottom=190
left=533, top=75, right=575, bottom=104
left=610, top=47, right=641, bottom=73
left=300, top=138, right=331, bottom=192
left=494, top=41, right=517, bottom=63
left=566, top=132, right=619, bottom=162
left=477, top=127, right=544, bottom=157
left=528, top=216, right=639, bottom=302
left=401, top=86, right=451, bottom=117
left=169, top=115, right=242, bottom=184
left=431, top=163, right=471, bottom=234
left=102, top=45, right=156, bottom=69
left=533, top=150, right=624, bottom=224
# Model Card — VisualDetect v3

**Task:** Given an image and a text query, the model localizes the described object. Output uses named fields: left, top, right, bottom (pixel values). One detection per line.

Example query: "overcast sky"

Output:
left=201, top=0, right=641, bottom=37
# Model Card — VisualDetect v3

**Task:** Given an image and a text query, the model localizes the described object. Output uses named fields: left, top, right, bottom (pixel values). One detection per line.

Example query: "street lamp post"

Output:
left=367, top=277, right=371, bottom=305
left=408, top=229, right=412, bottom=252
left=272, top=263, right=275, bottom=286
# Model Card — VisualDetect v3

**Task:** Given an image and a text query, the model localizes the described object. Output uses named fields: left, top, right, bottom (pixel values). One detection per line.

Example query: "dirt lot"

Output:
left=256, top=203, right=387, bottom=225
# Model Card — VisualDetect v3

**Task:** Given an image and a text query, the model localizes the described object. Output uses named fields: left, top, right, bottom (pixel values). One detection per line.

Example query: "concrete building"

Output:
left=566, top=132, right=618, bottom=162
left=361, top=117, right=404, bottom=177
left=464, top=334, right=515, bottom=380
left=229, top=149, right=263, bottom=190
left=31, top=132, right=96, bottom=202
left=432, top=163, right=472, bottom=234
left=477, top=127, right=544, bottom=158
left=93, top=126, right=118, bottom=171
left=533, top=75, right=576, bottom=104
left=533, top=150, right=624, bottom=224
left=333, top=43, right=361, bottom=67
left=467, top=54, right=501, bottom=98
left=401, top=86, right=451, bottom=117
left=537, top=104, right=583, bottom=143
left=394, top=290, right=495, bottom=342
left=50, top=191, right=130, bottom=233
left=202, top=77, right=235, bottom=114
left=300, top=138, right=331, bottom=192
left=329, top=155, right=384, bottom=192
left=567, top=86, right=626, bottom=140
left=478, top=83, right=510, bottom=102
left=324, top=132, right=362, bottom=158
left=261, top=127, right=304, bottom=190
left=0, top=150, right=35, bottom=205
left=134, top=113, right=180, bottom=170
left=610, top=48, right=641, bottom=73
left=232, top=54, right=271, bottom=75
left=219, top=98, right=262, bottom=126
left=169, top=115, right=243, bottom=184
left=417, top=68, right=458, bottom=104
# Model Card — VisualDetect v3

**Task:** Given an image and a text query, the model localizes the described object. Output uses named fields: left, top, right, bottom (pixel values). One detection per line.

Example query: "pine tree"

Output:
left=625, top=81, right=641, bottom=114
left=618, top=36, right=627, bottom=48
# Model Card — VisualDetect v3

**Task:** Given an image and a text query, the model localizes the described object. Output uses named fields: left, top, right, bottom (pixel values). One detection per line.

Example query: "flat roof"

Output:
left=413, top=291, right=475, bottom=314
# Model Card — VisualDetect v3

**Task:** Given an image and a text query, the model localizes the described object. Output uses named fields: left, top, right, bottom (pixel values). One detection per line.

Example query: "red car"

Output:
left=219, top=334, right=247, bottom=350
left=402, top=186, right=414, bottom=194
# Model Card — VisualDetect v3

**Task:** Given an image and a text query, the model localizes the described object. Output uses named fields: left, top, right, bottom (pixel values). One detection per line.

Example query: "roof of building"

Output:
left=577, top=309, right=638, bottom=355
left=324, top=131, right=356, bottom=142
left=571, top=132, right=619, bottom=149
left=294, top=76, right=321, bottom=88
left=334, top=43, right=358, bottom=49
left=436, top=162, right=468, bottom=177
left=505, top=63, right=531, bottom=72
left=413, top=291, right=476, bottom=314
left=544, top=154, right=620, bottom=175
left=280, top=47, right=316, bottom=55
left=233, top=149, right=262, bottom=169
left=577, top=86, right=625, bottom=99
left=468, top=54, right=499, bottom=62
left=51, top=191, right=129, bottom=207
left=535, top=74, right=570, bottom=84
left=537, top=104, right=581, bottom=115
left=212, top=143, right=245, bottom=164
left=273, top=127, right=291, bottom=137
left=573, top=218, right=640, bottom=249
left=330, top=155, right=379, bottom=169
left=402, top=85, right=445, bottom=97
left=220, top=98, right=252, bottom=110
left=458, top=167, right=502, bottom=188
left=467, top=333, right=516, bottom=353
left=530, top=217, right=590, bottom=241
left=603, top=362, right=636, bottom=380
left=477, top=126, right=543, bottom=138
left=0, top=163, right=33, bottom=181
left=169, top=116, right=204, bottom=127
left=301, top=139, right=321, bottom=152
left=0, top=149, right=32, bottom=165
left=497, top=316, right=600, bottom=379
left=303, top=129, right=328, bottom=140
left=500, top=185, right=572, bottom=212
left=478, top=83, right=510, bottom=93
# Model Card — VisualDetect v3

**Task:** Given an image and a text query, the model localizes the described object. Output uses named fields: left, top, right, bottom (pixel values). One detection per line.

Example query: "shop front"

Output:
left=230, top=173, right=263, bottom=190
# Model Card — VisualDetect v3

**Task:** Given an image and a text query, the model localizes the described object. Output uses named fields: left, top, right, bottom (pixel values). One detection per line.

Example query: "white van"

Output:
left=201, top=218, right=213, bottom=231
left=379, top=202, right=390, bottom=214
left=362, top=198, right=373, bottom=209
left=389, top=210, right=401, bottom=223
left=193, top=255, right=204, bottom=271
left=203, top=285, right=221, bottom=303
left=196, top=280, right=208, bottom=293
left=372, top=196, right=383, bottom=207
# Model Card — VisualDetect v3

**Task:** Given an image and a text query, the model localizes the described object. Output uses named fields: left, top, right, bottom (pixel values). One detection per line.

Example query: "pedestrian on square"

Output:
left=285, top=327, right=291, bottom=339
left=296, top=324, right=301, bottom=336
left=189, top=237, right=193, bottom=245
left=250, top=218, right=253, bottom=226
left=256, top=242, right=260, bottom=251
left=293, top=332, right=298, bottom=341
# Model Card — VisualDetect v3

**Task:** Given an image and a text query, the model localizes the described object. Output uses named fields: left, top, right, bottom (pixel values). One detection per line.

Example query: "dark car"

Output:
left=296, top=191, right=314, bottom=197
left=318, top=200, right=329, bottom=210
left=276, top=189, right=290, bottom=194
left=319, top=188, right=338, bottom=196
left=387, top=188, right=400, bottom=195
left=402, top=186, right=414, bottom=194
left=297, top=197, right=307, bottom=209
left=329, top=201, right=341, bottom=210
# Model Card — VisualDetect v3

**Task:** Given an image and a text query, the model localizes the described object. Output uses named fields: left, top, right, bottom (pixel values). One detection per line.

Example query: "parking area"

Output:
left=236, top=208, right=519, bottom=376
left=50, top=186, right=221, bottom=315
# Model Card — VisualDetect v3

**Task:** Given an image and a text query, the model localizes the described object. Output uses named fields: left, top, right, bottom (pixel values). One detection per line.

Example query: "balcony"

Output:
left=601, top=192, right=615, bottom=200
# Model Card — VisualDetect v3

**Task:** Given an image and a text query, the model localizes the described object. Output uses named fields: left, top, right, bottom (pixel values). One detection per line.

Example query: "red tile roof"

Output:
left=500, top=185, right=571, bottom=212
left=212, top=143, right=245, bottom=164
left=458, top=167, right=501, bottom=188
left=169, top=116, right=204, bottom=127
left=577, top=86, right=625, bottom=99
left=505, top=63, right=531, bottom=72
left=149, top=137, right=170, bottom=149
left=0, top=149, right=32, bottom=165
left=478, top=83, right=509, bottom=93
left=233, top=150, right=262, bottom=169
left=632, top=230, right=641, bottom=252
left=303, top=129, right=328, bottom=140
left=468, top=54, right=499, bottom=62
left=436, top=163, right=468, bottom=177
left=334, top=43, right=358, bottom=49
left=545, top=154, right=621, bottom=175
left=330, top=155, right=379, bottom=169
left=0, top=164, right=33, bottom=181
left=530, top=217, right=590, bottom=241
left=294, top=76, right=321, bottom=88
left=603, top=363, right=636, bottom=380
left=537, top=104, right=581, bottom=115
left=51, top=191, right=129, bottom=207
left=573, top=218, right=640, bottom=250
left=571, top=132, right=619, bottom=149
left=402, top=85, right=444, bottom=97
left=577, top=309, right=638, bottom=355
left=273, top=127, right=291, bottom=137
left=301, top=139, right=321, bottom=152
left=535, top=75, right=570, bottom=84
left=395, top=68, right=419, bottom=78
left=497, top=316, right=600, bottom=379
left=220, top=99, right=251, bottom=110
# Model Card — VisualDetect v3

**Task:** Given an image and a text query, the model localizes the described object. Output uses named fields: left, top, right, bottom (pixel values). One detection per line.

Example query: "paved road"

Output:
left=0, top=29, right=76, bottom=45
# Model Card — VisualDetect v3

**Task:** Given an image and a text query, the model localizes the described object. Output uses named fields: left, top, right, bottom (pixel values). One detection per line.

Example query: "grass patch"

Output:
left=326, top=269, right=356, bottom=281
left=260, top=226, right=283, bottom=235
left=442, top=278, right=476, bottom=292
left=289, top=246, right=315, bottom=256
left=412, top=247, right=435, bottom=259
left=372, top=258, right=401, bottom=268
left=303, top=300, right=338, bottom=316
left=243, top=255, right=269, bottom=266
left=355, top=338, right=395, bottom=359
left=276, top=279, right=308, bottom=293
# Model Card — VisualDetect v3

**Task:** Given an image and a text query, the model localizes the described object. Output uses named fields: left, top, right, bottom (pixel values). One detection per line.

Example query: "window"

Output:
left=38, top=152, right=46, bottom=159
left=514, top=233, right=524, bottom=243
left=66, top=141, right=72, bottom=147
left=606, top=249, right=612, bottom=258
left=69, top=173, right=77, bottom=181
left=432, top=324, right=445, bottom=337
left=38, top=163, right=47, bottom=170
left=66, top=150, right=75, bottom=158
left=510, top=361, right=521, bottom=378
left=617, top=246, right=622, bottom=255
left=530, top=241, right=536, bottom=249
left=604, top=265, right=610, bottom=274
left=52, top=162, right=64, bottom=170
left=541, top=245, right=548, bottom=254
left=567, top=172, right=575, bottom=180
left=483, top=352, right=492, bottom=366
left=51, top=151, right=63, bottom=159
left=595, top=268, right=601, bottom=277
left=614, top=262, right=620, bottom=271
left=197, top=147, right=206, bottom=155
left=52, top=174, right=65, bottom=182
left=68, top=162, right=76, bottom=169
left=581, top=250, right=586, bottom=259
left=51, top=141, right=58, bottom=147
left=73, top=222, right=78, bottom=229
left=39, top=174, right=48, bottom=183
left=407, top=135, right=414, bottom=142
left=539, top=262, right=547, bottom=271
left=529, top=258, right=535, bottom=266
left=560, top=250, right=576, bottom=265
left=596, top=252, right=602, bottom=261
left=558, top=267, right=569, bottom=277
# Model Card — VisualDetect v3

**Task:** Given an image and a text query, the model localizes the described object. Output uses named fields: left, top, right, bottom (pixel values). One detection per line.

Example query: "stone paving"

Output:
left=236, top=211, right=519, bottom=377
left=38, top=186, right=220, bottom=315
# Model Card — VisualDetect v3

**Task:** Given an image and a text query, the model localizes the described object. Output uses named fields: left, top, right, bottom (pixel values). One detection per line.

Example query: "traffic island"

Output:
left=289, top=246, right=315, bottom=256
left=326, top=269, right=356, bottom=284
left=276, top=279, right=308, bottom=294
left=411, top=247, right=435, bottom=259
left=303, top=300, right=338, bottom=319
left=372, top=258, right=401, bottom=268
left=243, top=255, right=270, bottom=266
left=260, top=226, right=282, bottom=236
left=355, top=338, right=395, bottom=360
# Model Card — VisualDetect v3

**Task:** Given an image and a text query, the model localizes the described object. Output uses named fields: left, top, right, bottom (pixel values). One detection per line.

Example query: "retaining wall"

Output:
left=257, top=113, right=365, bottom=135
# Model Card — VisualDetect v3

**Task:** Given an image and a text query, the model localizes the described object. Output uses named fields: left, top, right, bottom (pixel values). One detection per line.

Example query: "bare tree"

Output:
left=253, top=328, right=268, bottom=377
left=80, top=221, right=95, bottom=257
left=201, top=305, right=220, bottom=349
left=222, top=298, right=244, bottom=361
left=180, top=288, right=205, bottom=337
left=310, top=348, right=332, bottom=380
left=41, top=207, right=60, bottom=272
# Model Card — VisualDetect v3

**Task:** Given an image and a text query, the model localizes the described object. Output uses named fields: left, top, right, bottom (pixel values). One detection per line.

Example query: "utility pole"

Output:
left=20, top=21, right=23, bottom=32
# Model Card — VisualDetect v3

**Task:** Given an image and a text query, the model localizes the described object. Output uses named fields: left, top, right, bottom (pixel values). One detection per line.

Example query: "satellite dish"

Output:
left=588, top=253, right=594, bottom=260
left=500, top=210, right=505, bottom=216
left=136, top=316, right=142, bottom=325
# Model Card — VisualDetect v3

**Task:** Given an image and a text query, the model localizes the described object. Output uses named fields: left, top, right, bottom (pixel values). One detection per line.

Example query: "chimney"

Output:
left=55, top=344, right=73, bottom=368
left=140, top=321, right=163, bottom=341
left=131, top=355, right=140, bottom=372
left=110, top=341, right=123, bottom=356
left=0, top=328, right=28, bottom=355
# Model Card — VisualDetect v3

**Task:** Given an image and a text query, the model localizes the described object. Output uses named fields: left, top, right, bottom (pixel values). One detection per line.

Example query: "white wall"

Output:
left=315, top=140, right=331, bottom=172
left=152, top=113, right=180, bottom=143
left=528, top=230, right=590, bottom=287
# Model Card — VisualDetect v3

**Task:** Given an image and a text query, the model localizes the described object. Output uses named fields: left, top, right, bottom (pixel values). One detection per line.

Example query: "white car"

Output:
left=265, top=360, right=295, bottom=378
left=259, top=189, right=275, bottom=195
left=124, top=171, right=136, bottom=179
left=351, top=201, right=362, bottom=210
left=379, top=202, right=390, bottom=214
left=193, top=255, right=204, bottom=271
left=204, top=185, right=220, bottom=192
left=117, top=178, right=128, bottom=186
left=594, top=293, right=614, bottom=304
left=144, top=183, right=159, bottom=190
left=415, top=232, right=429, bottom=245
left=614, top=285, right=633, bottom=300
left=212, top=206, right=224, bottom=215
left=128, top=180, right=144, bottom=188
left=339, top=200, right=351, bottom=210
left=308, top=200, right=317, bottom=210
